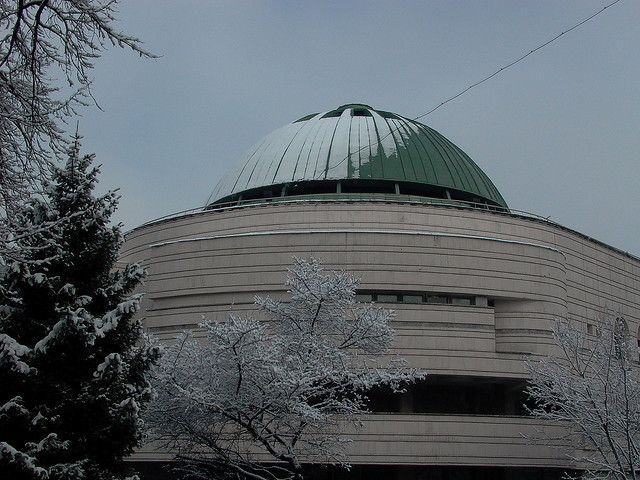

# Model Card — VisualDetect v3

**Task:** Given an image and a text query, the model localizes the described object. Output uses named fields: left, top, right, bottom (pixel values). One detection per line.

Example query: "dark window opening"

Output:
left=132, top=462, right=575, bottom=480
left=452, top=297, right=474, bottom=306
left=355, top=293, right=373, bottom=303
left=208, top=179, right=507, bottom=210
left=351, top=108, right=373, bottom=117
left=401, top=294, right=423, bottom=304
left=357, top=290, right=476, bottom=307
left=366, top=376, right=531, bottom=416
left=341, top=180, right=395, bottom=194
left=239, top=188, right=276, bottom=202
left=426, top=294, right=449, bottom=304
left=303, top=464, right=573, bottom=480
left=287, top=181, right=338, bottom=196
left=376, top=293, right=399, bottom=303
left=399, top=182, right=449, bottom=200
left=637, top=323, right=640, bottom=362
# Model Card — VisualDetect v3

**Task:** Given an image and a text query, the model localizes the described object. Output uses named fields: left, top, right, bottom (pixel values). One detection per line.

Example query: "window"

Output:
left=366, top=376, right=530, bottom=416
left=637, top=323, right=640, bottom=362
left=376, top=294, right=399, bottom=303
left=341, top=180, right=396, bottom=194
left=401, top=294, right=423, bottom=304
left=452, top=297, right=474, bottom=306
left=355, top=293, right=373, bottom=303
left=351, top=108, right=372, bottom=117
left=426, top=295, right=448, bottom=304
left=355, top=290, right=478, bottom=307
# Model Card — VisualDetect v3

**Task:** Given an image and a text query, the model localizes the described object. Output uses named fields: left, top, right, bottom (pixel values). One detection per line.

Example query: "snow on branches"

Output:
left=0, top=142, right=160, bottom=480
left=0, top=0, right=154, bottom=266
left=526, top=316, right=640, bottom=480
left=149, top=257, right=423, bottom=480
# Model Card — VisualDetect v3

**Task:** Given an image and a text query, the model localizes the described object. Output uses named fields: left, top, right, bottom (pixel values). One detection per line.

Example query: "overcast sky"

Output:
left=79, top=0, right=639, bottom=254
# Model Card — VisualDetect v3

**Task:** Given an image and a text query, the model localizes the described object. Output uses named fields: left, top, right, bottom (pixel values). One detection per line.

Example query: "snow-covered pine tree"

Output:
left=0, top=139, right=161, bottom=480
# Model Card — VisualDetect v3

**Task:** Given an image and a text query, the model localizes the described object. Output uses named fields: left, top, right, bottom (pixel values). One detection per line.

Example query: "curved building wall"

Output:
left=121, top=201, right=640, bottom=470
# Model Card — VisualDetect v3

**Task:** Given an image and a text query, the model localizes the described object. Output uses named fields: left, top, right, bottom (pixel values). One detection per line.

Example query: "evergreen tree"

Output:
left=0, top=140, right=161, bottom=480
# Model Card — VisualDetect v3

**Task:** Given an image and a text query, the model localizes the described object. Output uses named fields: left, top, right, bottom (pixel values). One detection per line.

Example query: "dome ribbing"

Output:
left=208, top=104, right=507, bottom=208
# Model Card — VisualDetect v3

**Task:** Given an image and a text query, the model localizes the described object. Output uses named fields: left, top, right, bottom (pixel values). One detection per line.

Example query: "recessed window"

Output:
left=398, top=182, right=449, bottom=200
left=367, top=375, right=530, bottom=416
left=351, top=108, right=372, bottom=117
left=355, top=293, right=373, bottom=303
left=355, top=290, right=479, bottom=308
left=377, top=294, right=399, bottom=303
left=452, top=297, right=474, bottom=306
left=426, top=295, right=448, bottom=304
left=341, top=180, right=396, bottom=194
left=401, top=294, right=423, bottom=304
left=287, top=181, right=338, bottom=196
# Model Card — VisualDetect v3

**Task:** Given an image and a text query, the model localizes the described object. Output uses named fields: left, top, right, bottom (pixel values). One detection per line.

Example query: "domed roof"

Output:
left=208, top=104, right=507, bottom=208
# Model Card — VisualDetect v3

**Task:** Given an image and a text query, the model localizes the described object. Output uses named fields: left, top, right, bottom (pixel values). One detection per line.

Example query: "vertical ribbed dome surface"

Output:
left=209, top=104, right=507, bottom=208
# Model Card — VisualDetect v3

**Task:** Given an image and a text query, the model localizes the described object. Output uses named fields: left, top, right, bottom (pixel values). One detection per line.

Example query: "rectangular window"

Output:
left=354, top=290, right=479, bottom=307
left=401, top=294, right=423, bottom=304
left=425, top=295, right=448, bottom=304
left=377, top=294, right=399, bottom=303
left=452, top=297, right=474, bottom=306
left=355, top=293, right=373, bottom=303
left=351, top=108, right=373, bottom=117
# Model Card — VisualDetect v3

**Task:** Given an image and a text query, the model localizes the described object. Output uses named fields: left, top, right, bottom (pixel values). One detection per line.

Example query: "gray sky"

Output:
left=80, top=0, right=639, bottom=254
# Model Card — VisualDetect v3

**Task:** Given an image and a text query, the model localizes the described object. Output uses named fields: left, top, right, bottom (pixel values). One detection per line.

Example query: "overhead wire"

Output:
left=206, top=0, right=624, bottom=203
left=314, top=0, right=623, bottom=179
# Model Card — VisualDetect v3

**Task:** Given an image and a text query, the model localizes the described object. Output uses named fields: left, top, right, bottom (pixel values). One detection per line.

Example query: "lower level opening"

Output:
left=132, top=462, right=575, bottom=480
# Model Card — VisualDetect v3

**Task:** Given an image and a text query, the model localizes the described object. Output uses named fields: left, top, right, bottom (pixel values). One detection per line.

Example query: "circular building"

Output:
left=122, top=104, right=640, bottom=479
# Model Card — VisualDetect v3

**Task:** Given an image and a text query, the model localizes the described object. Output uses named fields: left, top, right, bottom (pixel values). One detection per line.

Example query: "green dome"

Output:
left=208, top=104, right=507, bottom=208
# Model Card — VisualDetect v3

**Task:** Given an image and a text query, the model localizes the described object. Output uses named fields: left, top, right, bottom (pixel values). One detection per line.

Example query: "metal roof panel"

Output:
left=209, top=104, right=508, bottom=208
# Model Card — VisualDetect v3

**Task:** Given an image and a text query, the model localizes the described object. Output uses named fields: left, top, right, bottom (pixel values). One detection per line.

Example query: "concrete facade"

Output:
left=122, top=200, right=640, bottom=477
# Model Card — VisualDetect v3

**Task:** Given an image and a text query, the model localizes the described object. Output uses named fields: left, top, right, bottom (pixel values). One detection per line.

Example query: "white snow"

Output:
left=33, top=318, right=67, bottom=354
left=0, top=442, right=47, bottom=478
left=94, top=352, right=123, bottom=378
left=0, top=334, right=32, bottom=374
left=30, top=272, right=46, bottom=284
left=95, top=295, right=141, bottom=337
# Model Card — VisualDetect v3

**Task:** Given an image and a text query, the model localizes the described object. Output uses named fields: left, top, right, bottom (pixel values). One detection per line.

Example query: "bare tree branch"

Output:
left=526, top=316, right=640, bottom=480
left=0, top=0, right=155, bottom=260
left=148, top=258, right=424, bottom=480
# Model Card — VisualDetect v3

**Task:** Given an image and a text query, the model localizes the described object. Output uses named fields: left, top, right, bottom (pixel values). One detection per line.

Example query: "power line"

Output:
left=414, top=0, right=622, bottom=121
left=316, top=0, right=622, bottom=179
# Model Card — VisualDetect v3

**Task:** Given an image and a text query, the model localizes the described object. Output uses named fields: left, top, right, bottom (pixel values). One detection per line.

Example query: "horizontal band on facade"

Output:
left=148, top=228, right=564, bottom=257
